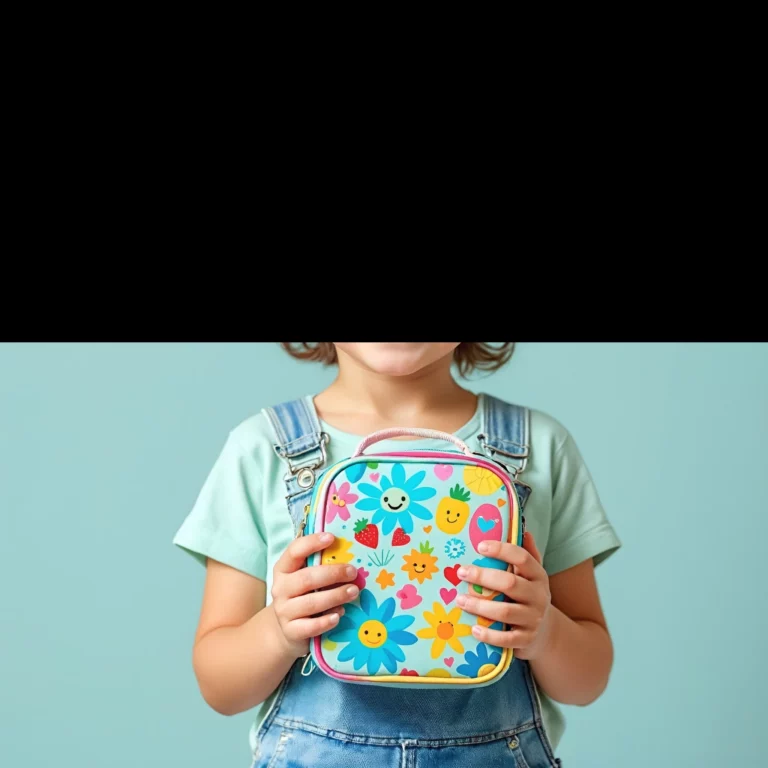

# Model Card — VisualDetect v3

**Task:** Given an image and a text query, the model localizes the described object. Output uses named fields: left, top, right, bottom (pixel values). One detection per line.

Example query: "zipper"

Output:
left=296, top=504, right=311, bottom=537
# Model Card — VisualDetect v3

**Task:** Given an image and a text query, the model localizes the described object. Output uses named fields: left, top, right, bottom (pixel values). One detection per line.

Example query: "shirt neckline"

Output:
left=304, top=392, right=485, bottom=453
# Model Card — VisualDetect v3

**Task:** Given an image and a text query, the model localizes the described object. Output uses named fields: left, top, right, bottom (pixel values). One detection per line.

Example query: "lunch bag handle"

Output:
left=352, top=428, right=473, bottom=457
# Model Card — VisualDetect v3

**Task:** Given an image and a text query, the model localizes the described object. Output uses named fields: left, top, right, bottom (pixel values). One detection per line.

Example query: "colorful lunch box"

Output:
left=303, top=428, right=524, bottom=688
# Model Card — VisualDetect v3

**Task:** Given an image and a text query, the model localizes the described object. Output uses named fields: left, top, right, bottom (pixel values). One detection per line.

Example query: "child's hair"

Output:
left=280, top=342, right=515, bottom=377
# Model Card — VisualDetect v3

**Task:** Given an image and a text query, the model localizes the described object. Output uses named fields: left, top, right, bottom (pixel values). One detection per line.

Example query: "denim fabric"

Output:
left=251, top=656, right=560, bottom=767
left=255, top=397, right=562, bottom=768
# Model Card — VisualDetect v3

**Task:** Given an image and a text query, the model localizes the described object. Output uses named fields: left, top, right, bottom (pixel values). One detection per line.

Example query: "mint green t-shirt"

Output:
left=173, top=393, right=621, bottom=753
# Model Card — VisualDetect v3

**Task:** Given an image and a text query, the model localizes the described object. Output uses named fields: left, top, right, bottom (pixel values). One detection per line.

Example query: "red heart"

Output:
left=444, top=564, right=461, bottom=586
left=400, top=669, right=418, bottom=676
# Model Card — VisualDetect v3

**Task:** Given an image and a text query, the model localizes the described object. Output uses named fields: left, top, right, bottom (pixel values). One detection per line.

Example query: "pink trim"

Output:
left=377, top=451, right=519, bottom=505
left=312, top=636, right=362, bottom=680
left=353, top=429, right=473, bottom=457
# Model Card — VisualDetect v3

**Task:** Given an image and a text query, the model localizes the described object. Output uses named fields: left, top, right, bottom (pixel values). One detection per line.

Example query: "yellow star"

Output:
left=376, top=569, right=395, bottom=590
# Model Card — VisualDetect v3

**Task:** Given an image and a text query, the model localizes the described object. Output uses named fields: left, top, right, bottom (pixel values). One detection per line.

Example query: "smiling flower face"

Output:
left=416, top=603, right=473, bottom=658
left=327, top=588, right=417, bottom=674
left=356, top=464, right=436, bottom=535
left=402, top=541, right=439, bottom=584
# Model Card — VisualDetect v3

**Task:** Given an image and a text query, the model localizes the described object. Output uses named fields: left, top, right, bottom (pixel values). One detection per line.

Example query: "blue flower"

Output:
left=346, top=463, right=366, bottom=483
left=456, top=642, right=502, bottom=678
left=355, top=463, right=436, bottom=535
left=327, top=588, right=417, bottom=674
left=445, top=538, right=466, bottom=559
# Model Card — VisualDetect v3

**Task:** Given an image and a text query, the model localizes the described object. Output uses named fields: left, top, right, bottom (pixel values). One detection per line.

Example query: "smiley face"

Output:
left=402, top=544, right=439, bottom=584
left=358, top=619, right=388, bottom=648
left=382, top=487, right=410, bottom=513
left=435, top=484, right=471, bottom=535
left=437, top=507, right=465, bottom=534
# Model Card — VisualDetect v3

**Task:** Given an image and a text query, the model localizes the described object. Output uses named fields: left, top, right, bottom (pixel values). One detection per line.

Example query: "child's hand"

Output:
left=271, top=532, right=360, bottom=659
left=455, top=531, right=552, bottom=661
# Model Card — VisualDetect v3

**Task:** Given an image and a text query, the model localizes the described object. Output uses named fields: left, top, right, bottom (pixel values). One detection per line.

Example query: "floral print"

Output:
left=326, top=480, right=358, bottom=524
left=356, top=463, right=436, bottom=535
left=327, top=588, right=417, bottom=674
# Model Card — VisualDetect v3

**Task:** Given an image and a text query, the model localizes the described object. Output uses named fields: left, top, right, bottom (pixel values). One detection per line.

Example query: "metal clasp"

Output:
left=290, top=432, right=329, bottom=490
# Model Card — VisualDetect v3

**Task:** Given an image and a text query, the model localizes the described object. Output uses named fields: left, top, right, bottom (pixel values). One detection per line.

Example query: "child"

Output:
left=173, top=342, right=620, bottom=767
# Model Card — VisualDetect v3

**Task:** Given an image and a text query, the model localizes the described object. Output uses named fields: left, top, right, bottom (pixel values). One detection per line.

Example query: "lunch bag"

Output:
left=299, top=426, right=527, bottom=689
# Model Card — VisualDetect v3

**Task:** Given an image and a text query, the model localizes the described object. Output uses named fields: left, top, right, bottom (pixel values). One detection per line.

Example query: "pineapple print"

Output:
left=436, top=483, right=471, bottom=534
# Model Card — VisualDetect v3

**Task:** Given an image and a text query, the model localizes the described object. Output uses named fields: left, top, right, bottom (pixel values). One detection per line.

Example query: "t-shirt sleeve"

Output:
left=543, top=431, right=621, bottom=576
left=172, top=432, right=268, bottom=581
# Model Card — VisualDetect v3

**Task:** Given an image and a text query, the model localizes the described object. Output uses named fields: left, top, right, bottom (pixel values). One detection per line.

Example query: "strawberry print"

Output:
left=353, top=518, right=379, bottom=549
left=392, top=528, right=411, bottom=547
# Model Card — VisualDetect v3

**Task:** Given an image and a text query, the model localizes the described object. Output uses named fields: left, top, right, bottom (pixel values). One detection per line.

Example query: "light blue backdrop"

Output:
left=1, top=343, right=766, bottom=767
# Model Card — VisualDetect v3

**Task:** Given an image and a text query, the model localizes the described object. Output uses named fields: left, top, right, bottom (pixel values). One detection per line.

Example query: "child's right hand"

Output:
left=271, top=532, right=359, bottom=659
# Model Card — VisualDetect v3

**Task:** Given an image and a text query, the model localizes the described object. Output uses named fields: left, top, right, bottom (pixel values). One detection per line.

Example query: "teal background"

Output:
left=1, top=342, right=766, bottom=767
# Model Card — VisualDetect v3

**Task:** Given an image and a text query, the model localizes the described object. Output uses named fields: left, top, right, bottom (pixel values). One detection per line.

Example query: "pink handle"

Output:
left=352, top=428, right=473, bottom=457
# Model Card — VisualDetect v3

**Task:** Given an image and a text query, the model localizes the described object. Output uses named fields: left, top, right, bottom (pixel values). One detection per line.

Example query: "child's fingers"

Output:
left=457, top=565, right=537, bottom=603
left=456, top=594, right=538, bottom=626
left=283, top=583, right=360, bottom=621
left=283, top=611, right=344, bottom=643
left=476, top=540, right=544, bottom=581
left=274, top=532, right=336, bottom=575
left=522, top=530, right=543, bottom=565
left=279, top=563, right=357, bottom=599
left=470, top=623, right=533, bottom=649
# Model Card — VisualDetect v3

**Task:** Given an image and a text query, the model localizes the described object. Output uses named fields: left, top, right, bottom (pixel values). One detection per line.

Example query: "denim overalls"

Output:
left=254, top=395, right=562, bottom=768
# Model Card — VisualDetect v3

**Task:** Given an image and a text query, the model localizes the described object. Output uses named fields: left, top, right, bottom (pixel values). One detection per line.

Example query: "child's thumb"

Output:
left=522, top=530, right=543, bottom=564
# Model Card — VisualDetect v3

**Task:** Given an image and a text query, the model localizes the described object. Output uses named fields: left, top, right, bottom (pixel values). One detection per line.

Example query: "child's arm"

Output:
left=191, top=532, right=358, bottom=716
left=456, top=532, right=613, bottom=706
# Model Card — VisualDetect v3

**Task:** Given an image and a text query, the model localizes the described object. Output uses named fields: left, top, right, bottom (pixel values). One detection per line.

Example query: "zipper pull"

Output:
left=296, top=504, right=311, bottom=537
left=300, top=652, right=316, bottom=676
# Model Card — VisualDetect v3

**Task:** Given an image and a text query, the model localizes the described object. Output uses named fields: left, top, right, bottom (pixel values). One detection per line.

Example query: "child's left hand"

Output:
left=455, top=531, right=552, bottom=661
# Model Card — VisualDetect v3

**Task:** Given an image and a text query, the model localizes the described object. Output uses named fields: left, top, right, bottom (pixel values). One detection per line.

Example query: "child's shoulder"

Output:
left=224, top=409, right=278, bottom=461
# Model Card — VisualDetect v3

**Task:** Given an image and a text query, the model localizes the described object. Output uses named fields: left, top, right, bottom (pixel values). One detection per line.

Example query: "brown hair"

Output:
left=280, top=343, right=514, bottom=377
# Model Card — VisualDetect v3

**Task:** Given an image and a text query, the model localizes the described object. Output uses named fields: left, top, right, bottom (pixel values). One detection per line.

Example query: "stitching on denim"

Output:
left=270, top=716, right=538, bottom=747
left=266, top=729, right=291, bottom=768
left=487, top=436, right=528, bottom=450
left=277, top=435, right=322, bottom=455
left=508, top=735, right=531, bottom=768
left=263, top=407, right=289, bottom=448
left=300, top=396, right=322, bottom=434
left=521, top=661, right=559, bottom=766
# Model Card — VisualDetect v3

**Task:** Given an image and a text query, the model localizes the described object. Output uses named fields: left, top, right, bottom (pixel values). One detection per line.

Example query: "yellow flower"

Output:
left=376, top=569, right=395, bottom=589
left=425, top=668, right=453, bottom=678
left=416, top=602, right=473, bottom=658
left=321, top=537, right=354, bottom=565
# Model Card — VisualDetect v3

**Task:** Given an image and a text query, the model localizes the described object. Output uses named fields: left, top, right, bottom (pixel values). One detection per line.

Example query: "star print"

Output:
left=376, top=569, right=395, bottom=590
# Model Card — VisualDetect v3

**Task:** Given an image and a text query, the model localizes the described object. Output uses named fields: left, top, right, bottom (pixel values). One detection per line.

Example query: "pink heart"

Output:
left=396, top=584, right=422, bottom=610
left=370, top=472, right=380, bottom=482
left=444, top=657, right=454, bottom=667
left=434, top=464, right=453, bottom=481
left=353, top=567, right=369, bottom=590
left=440, top=587, right=457, bottom=604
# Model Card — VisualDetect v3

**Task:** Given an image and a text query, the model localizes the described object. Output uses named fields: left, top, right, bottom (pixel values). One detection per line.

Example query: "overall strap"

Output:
left=478, top=393, right=532, bottom=510
left=262, top=396, right=329, bottom=534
